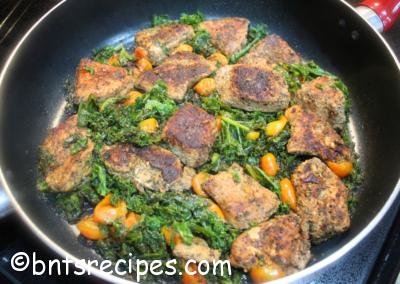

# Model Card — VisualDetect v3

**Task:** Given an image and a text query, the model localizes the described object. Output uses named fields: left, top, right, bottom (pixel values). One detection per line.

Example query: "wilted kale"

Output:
left=229, top=24, right=268, bottom=63
left=152, top=14, right=174, bottom=26
left=55, top=192, right=84, bottom=223
left=190, top=29, right=216, bottom=57
left=179, top=11, right=205, bottom=27
left=77, top=81, right=177, bottom=146
left=92, top=44, right=135, bottom=66
left=63, top=134, right=88, bottom=155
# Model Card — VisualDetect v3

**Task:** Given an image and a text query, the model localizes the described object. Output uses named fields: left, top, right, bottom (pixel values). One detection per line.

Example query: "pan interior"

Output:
left=0, top=0, right=399, bottom=280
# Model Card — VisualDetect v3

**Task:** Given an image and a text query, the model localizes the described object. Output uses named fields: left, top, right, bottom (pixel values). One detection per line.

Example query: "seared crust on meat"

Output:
left=239, top=34, right=301, bottom=66
left=163, top=103, right=218, bottom=167
left=199, top=17, right=249, bottom=56
left=101, top=144, right=195, bottom=192
left=292, top=158, right=350, bottom=243
left=173, top=237, right=221, bottom=263
left=285, top=105, right=352, bottom=162
left=215, top=64, right=290, bottom=112
left=75, top=59, right=134, bottom=102
left=202, top=163, right=279, bottom=229
left=229, top=214, right=311, bottom=274
left=40, top=115, right=94, bottom=192
left=295, top=76, right=346, bottom=130
left=135, top=23, right=194, bottom=65
left=136, top=51, right=215, bottom=101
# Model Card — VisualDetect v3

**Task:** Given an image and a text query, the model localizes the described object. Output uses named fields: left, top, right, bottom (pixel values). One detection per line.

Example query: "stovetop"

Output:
left=0, top=1, right=399, bottom=283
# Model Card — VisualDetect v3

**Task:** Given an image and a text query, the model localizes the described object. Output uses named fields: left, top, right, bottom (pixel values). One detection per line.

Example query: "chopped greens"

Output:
left=83, top=65, right=94, bottom=75
left=152, top=14, right=174, bottom=27
left=190, top=29, right=216, bottom=57
left=77, top=81, right=177, bottom=146
left=92, top=44, right=135, bottom=66
left=229, top=24, right=268, bottom=64
left=179, top=11, right=205, bottom=27
left=63, top=134, right=88, bottom=155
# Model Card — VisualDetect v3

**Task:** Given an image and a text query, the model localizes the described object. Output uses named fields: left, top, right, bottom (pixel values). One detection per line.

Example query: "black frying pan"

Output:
left=0, top=0, right=399, bottom=283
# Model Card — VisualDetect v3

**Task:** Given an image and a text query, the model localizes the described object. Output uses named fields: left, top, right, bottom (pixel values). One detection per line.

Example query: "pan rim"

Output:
left=0, top=0, right=399, bottom=283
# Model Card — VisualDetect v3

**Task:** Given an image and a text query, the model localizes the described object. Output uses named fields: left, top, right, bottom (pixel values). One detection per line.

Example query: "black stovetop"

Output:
left=0, top=1, right=399, bottom=283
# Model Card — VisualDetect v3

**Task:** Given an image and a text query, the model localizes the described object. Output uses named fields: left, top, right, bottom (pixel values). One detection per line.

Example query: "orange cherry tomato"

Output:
left=123, top=212, right=141, bottom=230
left=260, top=153, right=279, bottom=177
left=208, top=201, right=225, bottom=220
left=280, top=178, right=297, bottom=210
left=192, top=172, right=210, bottom=197
left=93, top=194, right=127, bottom=224
left=77, top=215, right=106, bottom=240
left=134, top=47, right=148, bottom=60
left=327, top=161, right=353, bottom=178
left=182, top=263, right=207, bottom=284
left=250, top=262, right=285, bottom=283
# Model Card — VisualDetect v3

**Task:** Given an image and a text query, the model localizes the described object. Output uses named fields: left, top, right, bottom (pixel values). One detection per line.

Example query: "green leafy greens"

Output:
left=229, top=24, right=268, bottom=64
left=77, top=81, right=177, bottom=146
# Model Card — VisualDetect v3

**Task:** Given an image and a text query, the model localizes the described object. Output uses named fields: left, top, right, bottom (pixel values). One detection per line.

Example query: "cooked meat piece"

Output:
left=202, top=163, right=279, bottom=229
left=136, top=51, right=215, bottom=101
left=173, top=237, right=221, bottom=263
left=74, top=59, right=134, bottom=102
left=40, top=115, right=94, bottom=192
left=135, top=23, right=194, bottom=65
left=292, top=158, right=350, bottom=243
left=163, top=103, right=218, bottom=167
left=101, top=144, right=195, bottom=193
left=199, top=17, right=249, bottom=56
left=294, top=76, right=346, bottom=130
left=239, top=34, right=301, bottom=66
left=215, top=64, right=290, bottom=112
left=285, top=105, right=352, bottom=162
left=229, top=214, right=311, bottom=275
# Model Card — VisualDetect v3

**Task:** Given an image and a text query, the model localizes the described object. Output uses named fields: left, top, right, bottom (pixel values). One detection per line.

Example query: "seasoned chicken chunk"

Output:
left=285, top=105, right=352, bottom=162
left=292, top=158, right=350, bottom=243
left=199, top=17, right=249, bottom=56
left=135, top=23, right=194, bottom=65
left=230, top=214, right=311, bottom=275
left=163, top=103, right=218, bottom=167
left=202, top=163, right=279, bottom=229
left=215, top=64, right=290, bottom=112
left=239, top=34, right=301, bottom=66
left=75, top=59, right=134, bottom=102
left=40, top=115, right=94, bottom=192
left=136, top=51, right=215, bottom=101
left=173, top=237, right=221, bottom=263
left=101, top=144, right=195, bottom=193
left=295, top=76, right=346, bottom=130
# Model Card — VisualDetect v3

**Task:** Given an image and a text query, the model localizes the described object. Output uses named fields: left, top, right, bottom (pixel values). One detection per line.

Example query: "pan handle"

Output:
left=0, top=186, right=13, bottom=218
left=356, top=0, right=400, bottom=32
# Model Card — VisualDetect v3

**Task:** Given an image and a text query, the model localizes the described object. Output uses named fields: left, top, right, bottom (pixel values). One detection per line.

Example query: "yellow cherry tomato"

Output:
left=192, top=172, right=210, bottom=197
left=124, top=90, right=142, bottom=106
left=208, top=52, right=228, bottom=66
left=246, top=131, right=260, bottom=141
left=173, top=44, right=193, bottom=53
left=265, top=116, right=288, bottom=137
left=139, top=118, right=159, bottom=133
left=194, top=78, right=216, bottom=96
left=327, top=161, right=353, bottom=178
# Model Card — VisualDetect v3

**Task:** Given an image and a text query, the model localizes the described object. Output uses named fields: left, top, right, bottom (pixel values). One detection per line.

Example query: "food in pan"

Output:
left=37, top=12, right=362, bottom=283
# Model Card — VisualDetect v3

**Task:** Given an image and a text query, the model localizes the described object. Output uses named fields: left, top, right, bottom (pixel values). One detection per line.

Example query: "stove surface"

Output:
left=0, top=1, right=399, bottom=283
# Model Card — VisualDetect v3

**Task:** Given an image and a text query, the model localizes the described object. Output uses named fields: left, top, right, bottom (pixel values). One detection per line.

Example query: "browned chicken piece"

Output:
left=285, top=105, right=352, bottom=162
left=136, top=51, right=215, bottom=101
left=202, top=163, right=279, bottom=229
left=215, top=64, right=290, bottom=112
left=229, top=214, right=311, bottom=275
left=292, top=158, right=350, bottom=243
left=199, top=17, right=249, bottom=56
left=239, top=34, right=301, bottom=66
left=74, top=59, right=135, bottom=102
left=40, top=115, right=94, bottom=192
left=101, top=144, right=195, bottom=193
left=295, top=76, right=346, bottom=130
left=163, top=103, right=218, bottom=167
left=135, top=23, right=194, bottom=65
left=173, top=237, right=221, bottom=263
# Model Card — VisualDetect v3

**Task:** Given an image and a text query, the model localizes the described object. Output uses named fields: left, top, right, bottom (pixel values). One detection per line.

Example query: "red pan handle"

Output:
left=357, top=0, right=400, bottom=31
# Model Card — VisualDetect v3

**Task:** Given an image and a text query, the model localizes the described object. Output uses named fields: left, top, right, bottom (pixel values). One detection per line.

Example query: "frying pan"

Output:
left=0, top=0, right=399, bottom=283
